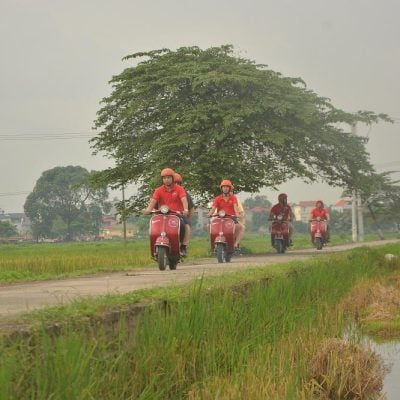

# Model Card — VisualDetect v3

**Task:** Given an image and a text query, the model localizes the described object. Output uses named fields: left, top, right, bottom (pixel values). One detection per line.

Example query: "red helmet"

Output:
left=316, top=200, right=324, bottom=207
left=173, top=172, right=182, bottom=183
left=220, top=179, right=234, bottom=190
left=160, top=168, right=175, bottom=178
left=278, top=193, right=287, bottom=201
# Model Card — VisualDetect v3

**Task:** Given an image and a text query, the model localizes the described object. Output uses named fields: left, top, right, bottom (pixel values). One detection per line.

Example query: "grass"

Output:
left=340, top=255, right=400, bottom=340
left=1, top=244, right=399, bottom=399
left=0, top=232, right=393, bottom=283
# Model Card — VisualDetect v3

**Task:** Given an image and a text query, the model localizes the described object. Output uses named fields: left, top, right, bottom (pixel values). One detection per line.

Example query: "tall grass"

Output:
left=1, top=245, right=397, bottom=399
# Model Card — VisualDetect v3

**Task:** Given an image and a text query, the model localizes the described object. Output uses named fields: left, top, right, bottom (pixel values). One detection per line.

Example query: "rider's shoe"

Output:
left=234, top=246, right=241, bottom=254
left=180, top=245, right=188, bottom=257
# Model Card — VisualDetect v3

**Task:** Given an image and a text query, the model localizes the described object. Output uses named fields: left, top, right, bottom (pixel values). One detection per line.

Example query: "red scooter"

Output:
left=270, top=214, right=290, bottom=254
left=310, top=217, right=328, bottom=250
left=149, top=206, right=183, bottom=270
left=209, top=210, right=235, bottom=263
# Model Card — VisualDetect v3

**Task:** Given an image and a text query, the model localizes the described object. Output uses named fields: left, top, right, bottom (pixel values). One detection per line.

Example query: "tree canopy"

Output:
left=0, top=221, right=18, bottom=238
left=24, top=166, right=110, bottom=240
left=92, top=45, right=390, bottom=211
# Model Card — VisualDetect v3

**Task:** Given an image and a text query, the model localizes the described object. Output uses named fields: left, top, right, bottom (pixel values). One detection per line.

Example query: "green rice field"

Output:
left=0, top=233, right=392, bottom=283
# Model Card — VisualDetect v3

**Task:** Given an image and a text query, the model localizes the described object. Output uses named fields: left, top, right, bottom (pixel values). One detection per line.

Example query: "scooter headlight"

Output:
left=317, top=216, right=321, bottom=221
left=218, top=210, right=226, bottom=217
left=277, top=214, right=283, bottom=221
left=160, top=205, right=169, bottom=214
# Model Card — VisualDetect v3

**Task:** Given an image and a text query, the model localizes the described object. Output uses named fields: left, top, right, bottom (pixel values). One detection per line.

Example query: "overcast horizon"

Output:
left=1, top=0, right=399, bottom=213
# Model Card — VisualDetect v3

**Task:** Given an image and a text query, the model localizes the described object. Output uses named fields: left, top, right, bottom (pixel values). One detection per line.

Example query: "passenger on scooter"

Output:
left=173, top=172, right=195, bottom=218
left=269, top=193, right=294, bottom=244
left=143, top=168, right=190, bottom=255
left=310, top=200, right=330, bottom=242
left=208, top=180, right=244, bottom=250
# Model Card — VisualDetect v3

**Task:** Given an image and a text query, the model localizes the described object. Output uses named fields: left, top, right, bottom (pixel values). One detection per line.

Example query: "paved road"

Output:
left=0, top=239, right=398, bottom=318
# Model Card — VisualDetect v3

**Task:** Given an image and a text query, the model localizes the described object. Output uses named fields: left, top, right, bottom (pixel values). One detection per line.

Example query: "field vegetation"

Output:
left=0, top=233, right=393, bottom=283
left=1, top=244, right=399, bottom=399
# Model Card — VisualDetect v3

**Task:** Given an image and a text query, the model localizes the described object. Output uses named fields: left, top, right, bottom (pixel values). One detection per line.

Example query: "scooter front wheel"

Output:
left=275, top=239, right=285, bottom=254
left=157, top=247, right=168, bottom=271
left=216, top=243, right=226, bottom=263
left=315, top=237, right=323, bottom=250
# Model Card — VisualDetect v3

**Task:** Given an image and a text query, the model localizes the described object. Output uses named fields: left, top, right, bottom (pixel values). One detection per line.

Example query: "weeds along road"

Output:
left=0, top=239, right=399, bottom=318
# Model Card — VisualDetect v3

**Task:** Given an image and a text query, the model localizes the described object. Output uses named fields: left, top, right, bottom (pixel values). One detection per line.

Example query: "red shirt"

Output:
left=152, top=184, right=187, bottom=212
left=212, top=194, right=238, bottom=216
left=311, top=208, right=329, bottom=220
left=270, top=203, right=292, bottom=220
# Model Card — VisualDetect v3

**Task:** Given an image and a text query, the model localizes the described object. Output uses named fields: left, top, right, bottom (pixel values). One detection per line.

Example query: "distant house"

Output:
left=100, top=214, right=134, bottom=239
left=331, top=198, right=352, bottom=213
left=294, top=201, right=318, bottom=223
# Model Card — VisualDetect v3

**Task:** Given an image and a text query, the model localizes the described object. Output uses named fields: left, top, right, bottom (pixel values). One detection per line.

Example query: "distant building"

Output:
left=100, top=214, right=134, bottom=239
left=294, top=201, right=318, bottom=223
left=331, top=198, right=352, bottom=213
left=0, top=212, right=31, bottom=237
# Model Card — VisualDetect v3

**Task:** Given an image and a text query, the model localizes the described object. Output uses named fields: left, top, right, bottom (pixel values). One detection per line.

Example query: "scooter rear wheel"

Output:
left=157, top=247, right=168, bottom=271
left=216, top=243, right=226, bottom=263
left=169, top=260, right=177, bottom=270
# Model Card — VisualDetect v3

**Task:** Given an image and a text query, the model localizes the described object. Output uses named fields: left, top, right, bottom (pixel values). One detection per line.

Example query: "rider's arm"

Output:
left=143, top=199, right=157, bottom=214
left=234, top=203, right=241, bottom=217
left=208, top=206, right=216, bottom=217
left=181, top=196, right=189, bottom=216
left=289, top=210, right=295, bottom=221
left=326, top=210, right=330, bottom=222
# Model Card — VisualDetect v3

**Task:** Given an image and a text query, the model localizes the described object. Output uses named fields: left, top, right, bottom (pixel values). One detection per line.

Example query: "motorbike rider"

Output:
left=309, top=200, right=330, bottom=242
left=173, top=172, right=195, bottom=218
left=143, top=168, right=190, bottom=255
left=208, top=179, right=244, bottom=250
left=269, top=193, right=294, bottom=244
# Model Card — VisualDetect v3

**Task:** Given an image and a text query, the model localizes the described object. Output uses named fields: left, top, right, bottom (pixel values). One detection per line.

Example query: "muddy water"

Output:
left=369, top=339, right=400, bottom=400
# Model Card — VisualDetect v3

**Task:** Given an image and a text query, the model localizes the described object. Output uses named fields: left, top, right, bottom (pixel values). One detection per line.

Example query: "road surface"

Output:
left=0, top=239, right=398, bottom=318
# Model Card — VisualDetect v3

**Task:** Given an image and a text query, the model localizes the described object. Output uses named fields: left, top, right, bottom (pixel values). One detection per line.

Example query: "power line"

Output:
left=0, top=191, right=30, bottom=197
left=0, top=131, right=96, bottom=141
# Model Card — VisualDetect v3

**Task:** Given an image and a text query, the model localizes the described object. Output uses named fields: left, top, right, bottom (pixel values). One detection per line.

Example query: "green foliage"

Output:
left=243, top=195, right=271, bottom=209
left=92, top=45, right=390, bottom=212
left=344, top=172, right=400, bottom=233
left=0, top=221, right=18, bottom=238
left=329, top=209, right=352, bottom=234
left=24, top=166, right=110, bottom=240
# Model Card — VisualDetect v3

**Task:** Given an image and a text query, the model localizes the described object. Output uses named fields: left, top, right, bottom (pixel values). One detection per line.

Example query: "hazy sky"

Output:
left=1, top=0, right=399, bottom=212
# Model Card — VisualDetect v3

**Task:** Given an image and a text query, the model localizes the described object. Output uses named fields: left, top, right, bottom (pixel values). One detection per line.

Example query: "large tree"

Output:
left=24, top=166, right=110, bottom=240
left=91, top=45, right=390, bottom=211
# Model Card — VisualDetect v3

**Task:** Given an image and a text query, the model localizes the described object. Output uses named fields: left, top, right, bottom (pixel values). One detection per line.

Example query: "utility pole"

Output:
left=352, top=189, right=358, bottom=242
left=350, top=123, right=359, bottom=242
left=122, top=185, right=127, bottom=245
left=357, top=191, right=364, bottom=241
